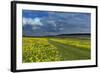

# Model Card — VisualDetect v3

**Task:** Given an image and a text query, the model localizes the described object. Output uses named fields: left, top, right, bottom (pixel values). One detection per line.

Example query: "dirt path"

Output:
left=48, top=39, right=91, bottom=60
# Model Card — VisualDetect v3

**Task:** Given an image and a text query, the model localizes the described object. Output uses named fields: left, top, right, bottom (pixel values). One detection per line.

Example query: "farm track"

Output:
left=48, top=39, right=91, bottom=60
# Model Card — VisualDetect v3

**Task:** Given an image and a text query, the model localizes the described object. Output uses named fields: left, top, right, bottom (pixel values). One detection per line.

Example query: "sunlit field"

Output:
left=22, top=36, right=91, bottom=63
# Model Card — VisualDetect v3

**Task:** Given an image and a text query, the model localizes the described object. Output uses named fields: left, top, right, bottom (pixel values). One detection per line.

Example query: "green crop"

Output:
left=22, top=36, right=91, bottom=63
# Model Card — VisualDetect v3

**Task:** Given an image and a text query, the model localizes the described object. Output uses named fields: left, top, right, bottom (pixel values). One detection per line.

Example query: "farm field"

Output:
left=22, top=36, right=91, bottom=63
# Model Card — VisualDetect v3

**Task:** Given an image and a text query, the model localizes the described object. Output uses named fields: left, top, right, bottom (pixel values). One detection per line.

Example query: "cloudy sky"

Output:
left=22, top=10, right=91, bottom=36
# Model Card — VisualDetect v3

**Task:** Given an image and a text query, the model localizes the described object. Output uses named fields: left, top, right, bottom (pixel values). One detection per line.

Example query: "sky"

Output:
left=22, top=10, right=91, bottom=36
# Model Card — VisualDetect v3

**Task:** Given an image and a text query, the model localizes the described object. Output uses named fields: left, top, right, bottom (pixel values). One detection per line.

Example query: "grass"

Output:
left=22, top=36, right=91, bottom=63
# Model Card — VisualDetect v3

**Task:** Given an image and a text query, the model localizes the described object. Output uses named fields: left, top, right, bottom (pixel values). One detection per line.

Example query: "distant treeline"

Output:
left=23, top=33, right=90, bottom=38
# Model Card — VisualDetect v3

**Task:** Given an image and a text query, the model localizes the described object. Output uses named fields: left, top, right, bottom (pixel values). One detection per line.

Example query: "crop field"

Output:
left=22, top=36, right=91, bottom=63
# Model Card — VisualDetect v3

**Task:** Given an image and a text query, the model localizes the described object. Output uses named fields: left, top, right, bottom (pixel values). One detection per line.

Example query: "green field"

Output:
left=22, top=36, right=91, bottom=63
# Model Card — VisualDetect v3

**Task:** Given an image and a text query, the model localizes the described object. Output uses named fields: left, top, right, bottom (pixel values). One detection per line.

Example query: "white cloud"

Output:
left=22, top=17, right=43, bottom=26
left=32, top=26, right=40, bottom=30
left=47, top=21, right=57, bottom=27
left=59, top=28, right=63, bottom=31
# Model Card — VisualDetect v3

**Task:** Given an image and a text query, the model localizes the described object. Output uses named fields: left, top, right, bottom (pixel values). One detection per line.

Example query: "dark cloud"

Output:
left=23, top=10, right=91, bottom=36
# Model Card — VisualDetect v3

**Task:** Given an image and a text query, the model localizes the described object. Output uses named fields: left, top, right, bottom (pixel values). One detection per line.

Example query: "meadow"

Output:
left=22, top=36, right=91, bottom=63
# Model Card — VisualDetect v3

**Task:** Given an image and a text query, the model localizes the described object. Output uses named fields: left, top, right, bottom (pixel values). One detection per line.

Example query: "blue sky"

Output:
left=22, top=10, right=91, bottom=36
left=22, top=10, right=48, bottom=18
